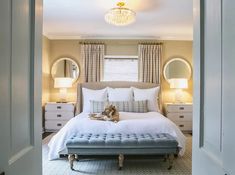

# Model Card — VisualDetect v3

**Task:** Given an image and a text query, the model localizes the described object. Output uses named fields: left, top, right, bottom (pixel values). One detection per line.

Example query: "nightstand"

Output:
left=45, top=102, right=75, bottom=132
left=165, top=103, right=193, bottom=133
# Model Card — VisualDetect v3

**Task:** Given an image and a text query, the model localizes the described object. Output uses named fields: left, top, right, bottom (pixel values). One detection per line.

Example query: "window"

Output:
left=103, top=56, right=138, bottom=81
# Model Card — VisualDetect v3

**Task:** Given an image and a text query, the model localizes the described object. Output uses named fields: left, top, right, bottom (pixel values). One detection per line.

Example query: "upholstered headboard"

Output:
left=75, top=81, right=161, bottom=115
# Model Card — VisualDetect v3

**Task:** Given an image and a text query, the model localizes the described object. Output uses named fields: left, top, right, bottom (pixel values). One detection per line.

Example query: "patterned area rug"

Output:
left=43, top=134, right=192, bottom=175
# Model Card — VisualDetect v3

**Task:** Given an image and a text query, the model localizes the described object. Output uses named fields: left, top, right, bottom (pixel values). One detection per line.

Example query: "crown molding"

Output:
left=44, top=34, right=193, bottom=41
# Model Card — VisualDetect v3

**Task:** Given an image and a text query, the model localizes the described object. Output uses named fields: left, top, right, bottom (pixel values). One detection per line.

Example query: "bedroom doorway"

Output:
left=1, top=0, right=235, bottom=175
left=41, top=1, right=193, bottom=175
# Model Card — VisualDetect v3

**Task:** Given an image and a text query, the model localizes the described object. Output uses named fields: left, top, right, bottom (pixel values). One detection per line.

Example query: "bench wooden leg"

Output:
left=75, top=154, right=79, bottom=160
left=68, top=154, right=75, bottom=170
left=118, top=154, right=124, bottom=170
left=168, top=154, right=174, bottom=170
left=163, top=154, right=168, bottom=162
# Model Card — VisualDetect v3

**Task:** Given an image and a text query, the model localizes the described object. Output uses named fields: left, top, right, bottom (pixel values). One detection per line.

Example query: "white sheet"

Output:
left=48, top=112, right=186, bottom=160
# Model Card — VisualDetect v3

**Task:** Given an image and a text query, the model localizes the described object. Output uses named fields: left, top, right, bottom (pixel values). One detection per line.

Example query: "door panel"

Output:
left=11, top=0, right=32, bottom=156
left=193, top=0, right=224, bottom=174
left=0, top=0, right=42, bottom=174
left=222, top=0, right=235, bottom=174
left=194, top=0, right=235, bottom=174
left=203, top=0, right=222, bottom=158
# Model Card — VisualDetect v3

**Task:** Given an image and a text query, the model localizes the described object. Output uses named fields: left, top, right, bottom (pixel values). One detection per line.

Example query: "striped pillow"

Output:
left=90, top=100, right=148, bottom=113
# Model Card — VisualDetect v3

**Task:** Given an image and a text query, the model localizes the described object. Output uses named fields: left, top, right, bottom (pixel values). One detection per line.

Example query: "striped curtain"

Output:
left=138, top=44, right=162, bottom=84
left=81, top=44, right=105, bottom=82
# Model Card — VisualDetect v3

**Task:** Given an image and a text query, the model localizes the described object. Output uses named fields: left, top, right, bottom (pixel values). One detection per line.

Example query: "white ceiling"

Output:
left=43, top=0, right=193, bottom=40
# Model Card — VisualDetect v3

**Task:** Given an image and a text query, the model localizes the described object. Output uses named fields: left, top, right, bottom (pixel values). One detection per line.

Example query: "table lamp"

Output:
left=54, top=77, right=72, bottom=102
left=169, top=78, right=188, bottom=103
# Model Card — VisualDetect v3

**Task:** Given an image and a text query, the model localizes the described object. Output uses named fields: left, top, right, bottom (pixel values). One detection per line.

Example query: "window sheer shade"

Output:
left=103, top=57, right=138, bottom=81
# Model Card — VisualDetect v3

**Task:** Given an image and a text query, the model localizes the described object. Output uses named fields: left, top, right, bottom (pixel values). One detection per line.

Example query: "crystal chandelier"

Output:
left=105, top=1, right=136, bottom=26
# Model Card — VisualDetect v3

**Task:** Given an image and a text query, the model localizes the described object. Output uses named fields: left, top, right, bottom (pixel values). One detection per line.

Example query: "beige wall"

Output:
left=43, top=39, right=193, bottom=104
left=42, top=36, right=51, bottom=105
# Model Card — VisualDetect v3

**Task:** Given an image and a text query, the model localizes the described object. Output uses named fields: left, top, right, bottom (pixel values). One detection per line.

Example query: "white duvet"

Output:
left=48, top=112, right=186, bottom=160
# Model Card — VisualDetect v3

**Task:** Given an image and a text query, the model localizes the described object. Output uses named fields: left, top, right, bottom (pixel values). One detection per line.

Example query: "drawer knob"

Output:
left=57, top=123, right=62, bottom=126
left=57, top=114, right=62, bottom=117
left=57, top=106, right=62, bottom=109
left=179, top=115, right=184, bottom=118
left=179, top=107, right=184, bottom=110
left=179, top=125, right=184, bottom=127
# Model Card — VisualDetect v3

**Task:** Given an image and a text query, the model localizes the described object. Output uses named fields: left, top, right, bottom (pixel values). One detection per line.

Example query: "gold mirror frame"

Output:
left=51, top=57, right=80, bottom=84
left=163, top=57, right=192, bottom=83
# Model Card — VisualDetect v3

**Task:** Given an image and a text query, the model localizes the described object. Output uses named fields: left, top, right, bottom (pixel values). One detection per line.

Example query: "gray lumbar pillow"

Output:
left=90, top=100, right=148, bottom=113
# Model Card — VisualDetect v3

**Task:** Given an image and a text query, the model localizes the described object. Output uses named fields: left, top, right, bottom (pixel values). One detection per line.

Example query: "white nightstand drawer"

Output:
left=174, top=121, right=192, bottom=131
left=167, top=112, right=192, bottom=122
left=167, top=104, right=192, bottom=112
left=45, top=111, right=74, bottom=120
left=45, top=103, right=74, bottom=112
left=45, top=120, right=68, bottom=131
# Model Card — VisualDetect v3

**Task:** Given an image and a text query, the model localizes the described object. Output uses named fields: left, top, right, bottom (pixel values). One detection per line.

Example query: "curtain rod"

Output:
left=79, top=42, right=105, bottom=45
left=139, top=42, right=163, bottom=45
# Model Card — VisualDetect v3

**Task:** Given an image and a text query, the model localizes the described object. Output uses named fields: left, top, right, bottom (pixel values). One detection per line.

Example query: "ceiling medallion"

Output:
left=105, top=1, right=136, bottom=26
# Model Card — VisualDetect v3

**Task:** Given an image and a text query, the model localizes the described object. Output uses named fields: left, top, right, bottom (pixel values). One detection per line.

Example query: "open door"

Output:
left=193, top=0, right=235, bottom=174
left=0, top=0, right=42, bottom=174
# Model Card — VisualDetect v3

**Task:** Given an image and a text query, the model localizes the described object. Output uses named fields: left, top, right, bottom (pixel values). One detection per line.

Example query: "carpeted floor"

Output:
left=43, top=134, right=192, bottom=175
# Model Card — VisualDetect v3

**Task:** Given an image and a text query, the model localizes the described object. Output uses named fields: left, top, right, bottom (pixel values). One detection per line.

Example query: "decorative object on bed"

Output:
left=66, top=133, right=179, bottom=171
left=138, top=43, right=162, bottom=84
left=82, top=87, right=108, bottom=112
left=89, top=104, right=119, bottom=122
left=81, top=43, right=105, bottom=82
left=163, top=57, right=192, bottom=83
left=170, top=78, right=188, bottom=103
left=165, top=103, right=193, bottom=133
left=132, top=87, right=160, bottom=112
left=54, top=77, right=72, bottom=102
left=44, top=102, right=75, bottom=132
left=107, top=87, right=133, bottom=101
left=51, top=57, right=80, bottom=84
left=90, top=100, right=148, bottom=113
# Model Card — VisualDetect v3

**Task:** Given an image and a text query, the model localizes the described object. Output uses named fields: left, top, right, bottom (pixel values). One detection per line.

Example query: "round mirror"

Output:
left=163, top=58, right=192, bottom=83
left=51, top=57, right=80, bottom=83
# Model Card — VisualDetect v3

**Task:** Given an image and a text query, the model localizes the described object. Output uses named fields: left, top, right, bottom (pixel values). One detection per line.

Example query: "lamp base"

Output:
left=174, top=89, right=184, bottom=103
left=59, top=88, right=68, bottom=103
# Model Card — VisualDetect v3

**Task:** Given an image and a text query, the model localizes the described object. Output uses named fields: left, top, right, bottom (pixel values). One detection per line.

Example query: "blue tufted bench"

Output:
left=66, top=133, right=179, bottom=170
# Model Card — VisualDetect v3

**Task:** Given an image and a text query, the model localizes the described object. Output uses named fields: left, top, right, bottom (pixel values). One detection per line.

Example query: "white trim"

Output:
left=44, top=34, right=193, bottom=41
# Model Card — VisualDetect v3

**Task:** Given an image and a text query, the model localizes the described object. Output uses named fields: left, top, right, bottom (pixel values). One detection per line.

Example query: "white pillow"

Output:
left=107, top=87, right=133, bottom=101
left=82, top=88, right=108, bottom=112
left=132, top=87, right=160, bottom=112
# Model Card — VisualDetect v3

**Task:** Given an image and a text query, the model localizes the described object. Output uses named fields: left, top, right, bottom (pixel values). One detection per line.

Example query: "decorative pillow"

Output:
left=82, top=88, right=108, bottom=113
left=90, top=100, right=148, bottom=113
left=132, top=87, right=160, bottom=112
left=107, top=87, right=133, bottom=101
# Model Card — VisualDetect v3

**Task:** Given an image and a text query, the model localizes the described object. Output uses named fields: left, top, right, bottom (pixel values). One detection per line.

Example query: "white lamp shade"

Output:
left=54, top=77, right=72, bottom=88
left=170, top=78, right=188, bottom=89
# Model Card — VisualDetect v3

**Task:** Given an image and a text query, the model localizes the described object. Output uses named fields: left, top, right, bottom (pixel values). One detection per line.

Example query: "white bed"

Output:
left=48, top=111, right=186, bottom=160
left=48, top=82, right=186, bottom=160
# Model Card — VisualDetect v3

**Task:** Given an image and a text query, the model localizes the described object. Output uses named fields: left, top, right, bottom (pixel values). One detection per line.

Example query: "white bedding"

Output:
left=48, top=112, right=186, bottom=160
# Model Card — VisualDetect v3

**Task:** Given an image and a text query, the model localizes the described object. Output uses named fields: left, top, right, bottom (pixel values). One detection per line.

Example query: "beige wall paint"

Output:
left=44, top=39, right=193, bottom=104
left=42, top=36, right=51, bottom=105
